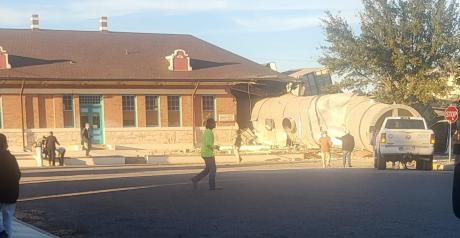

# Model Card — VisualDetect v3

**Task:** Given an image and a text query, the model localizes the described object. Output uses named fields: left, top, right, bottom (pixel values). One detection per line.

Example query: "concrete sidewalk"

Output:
left=13, top=218, right=58, bottom=238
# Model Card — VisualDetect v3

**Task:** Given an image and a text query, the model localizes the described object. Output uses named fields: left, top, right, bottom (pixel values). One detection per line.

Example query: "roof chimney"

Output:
left=31, top=14, right=39, bottom=30
left=99, top=16, right=108, bottom=32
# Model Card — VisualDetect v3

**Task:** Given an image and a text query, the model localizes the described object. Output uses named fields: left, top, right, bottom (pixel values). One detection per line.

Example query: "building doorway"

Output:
left=79, top=95, right=103, bottom=144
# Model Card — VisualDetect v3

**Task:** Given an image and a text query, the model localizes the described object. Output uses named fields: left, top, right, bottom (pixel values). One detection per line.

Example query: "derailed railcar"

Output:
left=250, top=93, right=421, bottom=151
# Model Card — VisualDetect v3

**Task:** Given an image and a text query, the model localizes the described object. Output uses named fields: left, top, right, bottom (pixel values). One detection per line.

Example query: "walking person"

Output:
left=192, top=118, right=220, bottom=190
left=234, top=129, right=243, bottom=163
left=81, top=123, right=91, bottom=157
left=46, top=131, right=60, bottom=166
left=319, top=131, right=332, bottom=168
left=0, top=133, right=21, bottom=238
left=337, top=130, right=355, bottom=168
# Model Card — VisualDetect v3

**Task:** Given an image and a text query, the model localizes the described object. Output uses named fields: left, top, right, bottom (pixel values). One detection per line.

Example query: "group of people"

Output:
left=192, top=118, right=357, bottom=191
left=318, top=130, right=355, bottom=168
left=34, top=132, right=66, bottom=166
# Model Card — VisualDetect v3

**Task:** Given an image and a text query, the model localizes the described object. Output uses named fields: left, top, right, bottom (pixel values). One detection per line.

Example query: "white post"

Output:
left=449, top=122, right=452, bottom=163
left=35, top=146, right=43, bottom=167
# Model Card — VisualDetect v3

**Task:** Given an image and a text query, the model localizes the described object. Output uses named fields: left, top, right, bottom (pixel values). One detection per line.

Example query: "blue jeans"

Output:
left=0, top=203, right=16, bottom=238
left=192, top=157, right=216, bottom=189
left=343, top=151, right=352, bottom=167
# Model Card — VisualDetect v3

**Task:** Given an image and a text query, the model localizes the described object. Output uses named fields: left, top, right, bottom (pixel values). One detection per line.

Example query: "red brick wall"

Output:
left=53, top=96, right=64, bottom=128
left=216, top=94, right=237, bottom=126
left=1, top=95, right=23, bottom=129
left=25, top=96, right=35, bottom=129
left=194, top=96, right=202, bottom=127
left=44, top=96, right=54, bottom=128
left=73, top=95, right=81, bottom=128
left=160, top=95, right=168, bottom=127
left=182, top=95, right=192, bottom=127
left=1, top=92, right=237, bottom=130
left=103, top=95, right=123, bottom=128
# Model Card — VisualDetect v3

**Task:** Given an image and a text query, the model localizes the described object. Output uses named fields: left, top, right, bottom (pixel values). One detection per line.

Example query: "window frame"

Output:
left=202, top=95, right=216, bottom=121
left=122, top=95, right=137, bottom=128
left=167, top=95, right=182, bottom=127
left=63, top=95, right=74, bottom=128
left=145, top=95, right=160, bottom=127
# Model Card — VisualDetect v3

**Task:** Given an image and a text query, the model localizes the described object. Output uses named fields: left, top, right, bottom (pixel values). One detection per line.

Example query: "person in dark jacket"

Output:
left=453, top=159, right=460, bottom=219
left=337, top=130, right=355, bottom=168
left=46, top=131, right=60, bottom=166
left=81, top=123, right=91, bottom=157
left=0, top=133, right=21, bottom=238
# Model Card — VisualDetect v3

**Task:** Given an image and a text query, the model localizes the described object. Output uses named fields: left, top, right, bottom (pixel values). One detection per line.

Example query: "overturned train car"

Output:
left=250, top=94, right=421, bottom=151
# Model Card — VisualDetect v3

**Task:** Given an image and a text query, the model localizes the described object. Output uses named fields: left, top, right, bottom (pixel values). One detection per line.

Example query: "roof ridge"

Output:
left=0, top=28, right=194, bottom=37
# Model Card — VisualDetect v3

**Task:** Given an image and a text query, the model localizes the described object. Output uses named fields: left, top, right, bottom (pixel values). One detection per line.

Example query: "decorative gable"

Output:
left=165, top=49, right=192, bottom=72
left=0, top=47, right=11, bottom=70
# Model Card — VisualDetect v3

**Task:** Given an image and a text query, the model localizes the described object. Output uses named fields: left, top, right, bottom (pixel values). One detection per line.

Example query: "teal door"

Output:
left=80, top=96, right=103, bottom=144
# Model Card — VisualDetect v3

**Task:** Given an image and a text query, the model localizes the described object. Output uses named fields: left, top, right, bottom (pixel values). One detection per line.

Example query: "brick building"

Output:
left=0, top=16, right=290, bottom=151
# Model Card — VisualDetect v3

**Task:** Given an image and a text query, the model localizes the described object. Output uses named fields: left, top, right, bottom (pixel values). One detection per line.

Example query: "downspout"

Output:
left=247, top=83, right=252, bottom=119
left=20, top=80, right=26, bottom=152
left=192, top=82, right=200, bottom=148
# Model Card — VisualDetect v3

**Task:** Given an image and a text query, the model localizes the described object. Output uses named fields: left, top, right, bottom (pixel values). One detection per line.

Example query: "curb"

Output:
left=14, top=218, right=60, bottom=238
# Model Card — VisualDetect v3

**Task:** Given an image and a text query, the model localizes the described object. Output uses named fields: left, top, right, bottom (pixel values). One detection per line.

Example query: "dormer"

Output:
left=165, top=49, right=192, bottom=72
left=0, top=47, right=11, bottom=70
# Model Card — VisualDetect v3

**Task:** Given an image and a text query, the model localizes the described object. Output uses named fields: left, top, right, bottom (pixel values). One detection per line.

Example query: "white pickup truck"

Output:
left=374, top=117, right=435, bottom=170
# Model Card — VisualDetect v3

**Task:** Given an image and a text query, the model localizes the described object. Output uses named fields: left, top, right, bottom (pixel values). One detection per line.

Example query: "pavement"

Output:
left=13, top=218, right=57, bottom=238
left=14, top=157, right=460, bottom=238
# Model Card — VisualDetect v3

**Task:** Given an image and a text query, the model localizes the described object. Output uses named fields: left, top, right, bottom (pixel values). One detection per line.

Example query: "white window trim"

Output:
left=146, top=95, right=161, bottom=127
left=202, top=95, right=217, bottom=120
left=122, top=95, right=137, bottom=128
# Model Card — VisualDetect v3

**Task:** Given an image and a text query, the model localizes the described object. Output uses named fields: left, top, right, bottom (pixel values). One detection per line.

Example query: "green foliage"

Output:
left=320, top=0, right=460, bottom=105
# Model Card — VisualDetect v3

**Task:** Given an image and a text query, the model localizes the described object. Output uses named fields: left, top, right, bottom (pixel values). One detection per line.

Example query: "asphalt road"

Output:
left=16, top=161, right=460, bottom=238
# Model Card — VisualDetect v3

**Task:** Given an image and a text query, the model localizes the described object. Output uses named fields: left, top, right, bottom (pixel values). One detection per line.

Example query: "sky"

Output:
left=0, top=0, right=363, bottom=72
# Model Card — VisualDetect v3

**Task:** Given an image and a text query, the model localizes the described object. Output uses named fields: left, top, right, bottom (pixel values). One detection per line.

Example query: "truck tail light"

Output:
left=431, top=134, right=436, bottom=144
left=380, top=133, right=386, bottom=144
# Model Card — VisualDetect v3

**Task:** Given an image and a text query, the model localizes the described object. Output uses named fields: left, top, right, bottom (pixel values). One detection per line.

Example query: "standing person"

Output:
left=46, top=131, right=60, bottom=166
left=192, top=118, right=220, bottom=190
left=0, top=133, right=21, bottom=238
left=81, top=123, right=91, bottom=157
left=337, top=130, right=355, bottom=168
left=41, top=136, right=48, bottom=163
left=319, top=131, right=332, bottom=168
left=234, top=129, right=243, bottom=163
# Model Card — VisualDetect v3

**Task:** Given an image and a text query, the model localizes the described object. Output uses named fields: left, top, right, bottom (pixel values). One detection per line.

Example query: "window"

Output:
left=385, top=119, right=425, bottom=130
left=167, top=96, right=181, bottom=127
left=122, top=96, right=136, bottom=127
left=0, top=96, right=2, bottom=129
left=63, top=95, right=74, bottom=128
left=146, top=96, right=159, bottom=127
left=202, top=95, right=215, bottom=122
left=79, top=95, right=101, bottom=105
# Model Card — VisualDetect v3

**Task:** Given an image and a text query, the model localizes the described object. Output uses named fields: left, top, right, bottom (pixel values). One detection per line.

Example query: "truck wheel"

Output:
left=424, top=156, right=433, bottom=171
left=377, top=155, right=386, bottom=170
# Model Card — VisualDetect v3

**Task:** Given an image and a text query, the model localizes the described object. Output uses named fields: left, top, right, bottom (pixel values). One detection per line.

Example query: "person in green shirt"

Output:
left=192, top=118, right=219, bottom=190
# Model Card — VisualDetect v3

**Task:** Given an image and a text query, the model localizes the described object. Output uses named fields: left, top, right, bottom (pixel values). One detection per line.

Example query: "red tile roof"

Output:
left=0, top=29, right=292, bottom=82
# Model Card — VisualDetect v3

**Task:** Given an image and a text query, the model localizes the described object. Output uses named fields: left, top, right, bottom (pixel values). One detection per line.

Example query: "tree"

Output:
left=320, top=0, right=460, bottom=105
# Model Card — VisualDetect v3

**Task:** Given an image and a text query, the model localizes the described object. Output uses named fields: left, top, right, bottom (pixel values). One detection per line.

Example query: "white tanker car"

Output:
left=250, top=93, right=421, bottom=151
